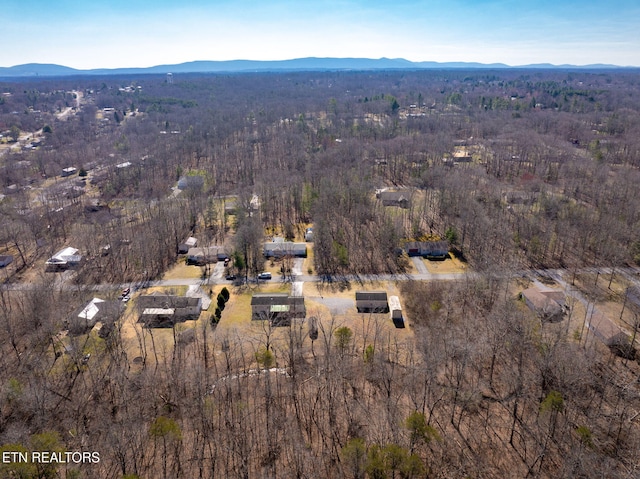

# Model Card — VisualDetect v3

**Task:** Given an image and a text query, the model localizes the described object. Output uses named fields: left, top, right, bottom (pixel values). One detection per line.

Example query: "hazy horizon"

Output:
left=3, top=0, right=640, bottom=69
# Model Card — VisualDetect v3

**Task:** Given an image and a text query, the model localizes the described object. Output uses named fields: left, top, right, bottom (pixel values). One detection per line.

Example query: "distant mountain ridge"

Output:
left=0, top=57, right=632, bottom=77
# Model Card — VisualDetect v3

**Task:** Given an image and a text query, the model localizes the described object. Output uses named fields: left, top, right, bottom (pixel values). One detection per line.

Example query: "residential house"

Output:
left=263, top=239, right=307, bottom=258
left=137, top=294, right=202, bottom=328
left=377, top=190, right=411, bottom=209
left=186, top=246, right=228, bottom=265
left=186, top=285, right=212, bottom=311
left=177, top=175, right=205, bottom=191
left=251, top=293, right=306, bottom=326
left=224, top=198, right=238, bottom=214
left=45, top=247, right=82, bottom=271
left=67, top=297, right=124, bottom=336
left=423, top=241, right=449, bottom=260
left=61, top=167, right=77, bottom=177
left=521, top=287, right=565, bottom=322
left=504, top=191, right=538, bottom=205
left=587, top=311, right=629, bottom=350
left=356, top=291, right=389, bottom=313
left=404, top=241, right=449, bottom=259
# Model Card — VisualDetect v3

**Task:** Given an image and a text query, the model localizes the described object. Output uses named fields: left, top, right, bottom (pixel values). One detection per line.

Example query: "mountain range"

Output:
left=0, top=57, right=632, bottom=77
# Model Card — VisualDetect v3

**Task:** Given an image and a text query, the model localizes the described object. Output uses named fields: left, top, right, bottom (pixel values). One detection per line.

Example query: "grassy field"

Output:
left=162, top=261, right=205, bottom=280
left=423, top=254, right=467, bottom=274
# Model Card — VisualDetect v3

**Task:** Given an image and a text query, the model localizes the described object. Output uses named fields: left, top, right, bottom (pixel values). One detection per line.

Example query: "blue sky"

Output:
left=3, top=0, right=640, bottom=68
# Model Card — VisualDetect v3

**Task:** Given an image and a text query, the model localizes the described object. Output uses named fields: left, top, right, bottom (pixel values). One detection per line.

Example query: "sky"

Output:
left=3, top=0, right=640, bottom=69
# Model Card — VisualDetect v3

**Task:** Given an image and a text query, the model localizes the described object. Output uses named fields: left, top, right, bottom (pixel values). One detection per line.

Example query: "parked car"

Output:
left=225, top=274, right=236, bottom=281
left=257, top=272, right=272, bottom=280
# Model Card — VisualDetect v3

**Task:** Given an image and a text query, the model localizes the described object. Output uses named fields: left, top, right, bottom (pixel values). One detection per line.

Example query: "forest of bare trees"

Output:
left=0, top=69, right=639, bottom=477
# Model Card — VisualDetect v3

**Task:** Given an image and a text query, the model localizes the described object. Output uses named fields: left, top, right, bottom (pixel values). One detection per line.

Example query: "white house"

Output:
left=46, top=247, right=82, bottom=271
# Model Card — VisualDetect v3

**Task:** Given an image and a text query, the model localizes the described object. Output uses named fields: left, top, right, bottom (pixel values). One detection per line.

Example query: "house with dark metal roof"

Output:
left=263, top=239, right=307, bottom=258
left=186, top=246, right=228, bottom=265
left=404, top=241, right=449, bottom=259
left=356, top=291, right=389, bottom=313
left=377, top=190, right=411, bottom=208
left=137, top=294, right=202, bottom=327
left=251, top=293, right=306, bottom=326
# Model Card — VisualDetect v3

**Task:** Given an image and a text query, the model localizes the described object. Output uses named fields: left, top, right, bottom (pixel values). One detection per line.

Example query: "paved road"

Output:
left=3, top=266, right=640, bottom=295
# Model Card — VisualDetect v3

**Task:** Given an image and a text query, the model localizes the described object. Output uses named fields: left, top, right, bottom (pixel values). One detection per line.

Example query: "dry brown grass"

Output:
left=423, top=254, right=467, bottom=274
left=162, top=261, right=204, bottom=280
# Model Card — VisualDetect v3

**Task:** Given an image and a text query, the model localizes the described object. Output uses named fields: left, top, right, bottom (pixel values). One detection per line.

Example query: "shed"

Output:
left=178, top=237, right=197, bottom=254
left=0, top=255, right=13, bottom=268
left=304, top=228, right=314, bottom=242
left=251, top=293, right=306, bottom=326
left=356, top=291, right=389, bottom=313
left=389, top=295, right=405, bottom=328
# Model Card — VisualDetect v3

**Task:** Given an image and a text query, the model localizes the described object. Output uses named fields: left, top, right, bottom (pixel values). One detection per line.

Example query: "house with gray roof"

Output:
left=251, top=293, right=306, bottom=326
left=137, top=294, right=202, bottom=327
left=67, top=297, right=124, bottom=336
left=377, top=190, right=411, bottom=209
left=356, top=291, right=389, bottom=313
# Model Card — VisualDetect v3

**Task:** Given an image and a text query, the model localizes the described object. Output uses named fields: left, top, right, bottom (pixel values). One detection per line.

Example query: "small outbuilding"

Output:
left=356, top=291, right=389, bottom=313
left=178, top=237, right=197, bottom=254
left=0, top=255, right=13, bottom=268
left=389, top=295, right=405, bottom=328
left=304, top=228, right=314, bottom=242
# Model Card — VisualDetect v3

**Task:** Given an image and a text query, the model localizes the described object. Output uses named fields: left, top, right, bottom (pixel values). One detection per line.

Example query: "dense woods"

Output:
left=0, top=69, right=639, bottom=477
